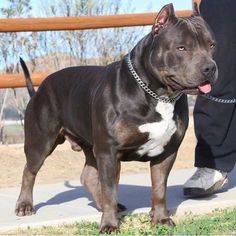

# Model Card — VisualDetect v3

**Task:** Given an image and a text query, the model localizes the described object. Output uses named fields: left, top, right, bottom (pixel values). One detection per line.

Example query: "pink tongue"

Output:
left=198, top=83, right=212, bottom=94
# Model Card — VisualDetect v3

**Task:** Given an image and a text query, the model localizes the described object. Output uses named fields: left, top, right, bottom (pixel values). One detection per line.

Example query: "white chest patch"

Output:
left=137, top=102, right=176, bottom=157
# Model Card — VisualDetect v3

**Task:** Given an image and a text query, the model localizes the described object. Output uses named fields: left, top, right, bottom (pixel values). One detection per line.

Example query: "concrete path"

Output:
left=1, top=167, right=236, bottom=231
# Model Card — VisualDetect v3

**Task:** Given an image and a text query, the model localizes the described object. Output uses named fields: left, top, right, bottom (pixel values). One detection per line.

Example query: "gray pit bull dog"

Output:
left=16, top=4, right=217, bottom=233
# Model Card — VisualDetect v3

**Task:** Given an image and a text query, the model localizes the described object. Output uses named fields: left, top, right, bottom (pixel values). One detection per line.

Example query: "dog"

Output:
left=15, top=4, right=217, bottom=233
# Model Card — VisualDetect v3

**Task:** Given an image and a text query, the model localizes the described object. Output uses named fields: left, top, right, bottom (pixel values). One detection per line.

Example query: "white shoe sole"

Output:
left=183, top=176, right=228, bottom=198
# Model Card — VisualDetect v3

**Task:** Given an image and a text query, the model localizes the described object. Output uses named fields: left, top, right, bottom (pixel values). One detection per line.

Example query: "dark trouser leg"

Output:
left=194, top=96, right=236, bottom=172
left=195, top=0, right=236, bottom=173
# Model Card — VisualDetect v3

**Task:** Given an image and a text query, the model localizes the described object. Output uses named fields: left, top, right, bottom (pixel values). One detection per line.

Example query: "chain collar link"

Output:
left=125, top=53, right=183, bottom=103
left=201, top=94, right=236, bottom=104
left=126, top=53, right=236, bottom=104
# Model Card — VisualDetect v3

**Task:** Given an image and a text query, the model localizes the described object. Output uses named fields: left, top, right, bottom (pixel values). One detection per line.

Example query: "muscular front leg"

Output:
left=95, top=146, right=121, bottom=234
left=150, top=153, right=177, bottom=227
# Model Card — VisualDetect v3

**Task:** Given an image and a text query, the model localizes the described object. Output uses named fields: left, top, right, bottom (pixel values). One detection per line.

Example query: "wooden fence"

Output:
left=0, top=0, right=201, bottom=88
left=0, top=11, right=192, bottom=33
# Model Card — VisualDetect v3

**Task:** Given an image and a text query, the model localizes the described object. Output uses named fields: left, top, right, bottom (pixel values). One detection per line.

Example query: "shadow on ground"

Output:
left=34, top=173, right=236, bottom=215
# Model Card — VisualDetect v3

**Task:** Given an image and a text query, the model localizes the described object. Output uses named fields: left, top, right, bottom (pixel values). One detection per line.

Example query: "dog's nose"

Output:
left=201, top=63, right=217, bottom=78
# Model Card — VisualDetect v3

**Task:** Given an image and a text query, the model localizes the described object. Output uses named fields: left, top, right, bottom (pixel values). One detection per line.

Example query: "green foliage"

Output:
left=0, top=0, right=31, bottom=18
left=174, top=209, right=236, bottom=235
left=5, top=208, right=236, bottom=235
left=71, top=208, right=236, bottom=235
left=74, top=221, right=100, bottom=235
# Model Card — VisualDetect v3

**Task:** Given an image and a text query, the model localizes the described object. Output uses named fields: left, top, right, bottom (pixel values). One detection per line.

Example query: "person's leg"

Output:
left=194, top=97, right=236, bottom=173
left=184, top=0, right=236, bottom=197
left=184, top=97, right=236, bottom=197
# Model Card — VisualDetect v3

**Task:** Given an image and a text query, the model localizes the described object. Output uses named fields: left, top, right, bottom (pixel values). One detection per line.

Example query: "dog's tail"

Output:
left=20, top=57, right=36, bottom=98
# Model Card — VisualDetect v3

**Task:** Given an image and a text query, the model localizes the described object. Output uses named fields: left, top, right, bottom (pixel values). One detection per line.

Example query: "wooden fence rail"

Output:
left=0, top=7, right=195, bottom=88
left=0, top=11, right=192, bottom=33
left=0, top=73, right=50, bottom=88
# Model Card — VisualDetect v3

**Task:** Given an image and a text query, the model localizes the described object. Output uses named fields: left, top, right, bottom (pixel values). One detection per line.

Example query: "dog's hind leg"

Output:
left=15, top=136, right=62, bottom=216
left=80, top=146, right=103, bottom=209
left=15, top=108, right=63, bottom=216
left=80, top=147, right=126, bottom=212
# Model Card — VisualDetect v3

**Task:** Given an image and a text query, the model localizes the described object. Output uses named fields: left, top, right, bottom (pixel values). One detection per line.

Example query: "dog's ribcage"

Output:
left=137, top=102, right=176, bottom=157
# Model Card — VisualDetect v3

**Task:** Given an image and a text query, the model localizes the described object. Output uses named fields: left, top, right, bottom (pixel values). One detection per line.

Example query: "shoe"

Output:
left=183, top=167, right=228, bottom=197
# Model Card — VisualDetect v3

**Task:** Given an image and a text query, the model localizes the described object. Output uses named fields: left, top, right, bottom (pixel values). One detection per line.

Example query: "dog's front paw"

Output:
left=15, top=201, right=35, bottom=216
left=152, top=217, right=176, bottom=227
left=99, top=225, right=120, bottom=234
left=100, top=211, right=120, bottom=234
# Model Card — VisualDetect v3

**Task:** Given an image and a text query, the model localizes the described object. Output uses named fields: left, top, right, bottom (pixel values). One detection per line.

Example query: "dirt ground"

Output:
left=0, top=116, right=196, bottom=188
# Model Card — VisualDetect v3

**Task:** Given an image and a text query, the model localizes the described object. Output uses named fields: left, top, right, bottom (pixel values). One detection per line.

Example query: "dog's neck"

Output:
left=128, top=33, right=178, bottom=100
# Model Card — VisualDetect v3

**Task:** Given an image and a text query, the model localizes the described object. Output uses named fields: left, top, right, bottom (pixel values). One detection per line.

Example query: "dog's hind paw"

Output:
left=15, top=201, right=35, bottom=216
left=152, top=217, right=176, bottom=227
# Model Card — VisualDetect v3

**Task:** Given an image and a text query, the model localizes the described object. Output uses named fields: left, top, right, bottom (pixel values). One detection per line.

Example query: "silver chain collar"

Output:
left=201, top=94, right=236, bottom=104
left=125, top=53, right=183, bottom=103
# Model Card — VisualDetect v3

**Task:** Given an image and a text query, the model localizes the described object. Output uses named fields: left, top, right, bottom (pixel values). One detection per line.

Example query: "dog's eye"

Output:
left=177, top=46, right=186, bottom=51
left=210, top=43, right=216, bottom=49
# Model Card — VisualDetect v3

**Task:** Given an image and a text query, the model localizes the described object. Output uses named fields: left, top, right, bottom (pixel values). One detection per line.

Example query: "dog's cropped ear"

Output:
left=153, top=3, right=176, bottom=35
left=192, top=1, right=201, bottom=16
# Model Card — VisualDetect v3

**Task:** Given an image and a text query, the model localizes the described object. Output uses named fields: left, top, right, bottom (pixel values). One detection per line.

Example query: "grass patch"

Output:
left=5, top=208, right=236, bottom=235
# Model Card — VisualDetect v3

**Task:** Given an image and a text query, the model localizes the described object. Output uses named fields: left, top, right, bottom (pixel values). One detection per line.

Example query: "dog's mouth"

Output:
left=197, top=81, right=212, bottom=93
left=167, top=77, right=212, bottom=95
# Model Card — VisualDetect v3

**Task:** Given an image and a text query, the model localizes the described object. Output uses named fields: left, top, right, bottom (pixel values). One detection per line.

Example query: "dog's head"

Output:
left=148, top=3, right=218, bottom=95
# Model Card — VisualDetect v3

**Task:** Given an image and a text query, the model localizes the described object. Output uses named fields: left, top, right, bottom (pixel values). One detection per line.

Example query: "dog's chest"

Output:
left=137, top=102, right=176, bottom=157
